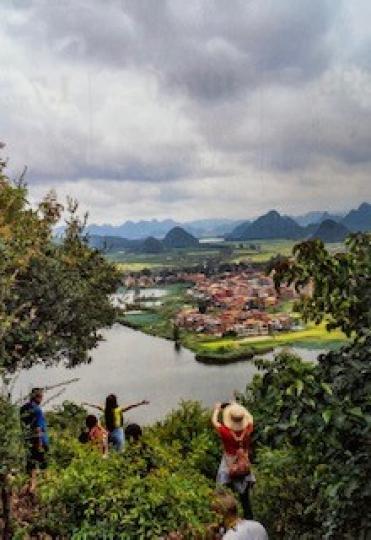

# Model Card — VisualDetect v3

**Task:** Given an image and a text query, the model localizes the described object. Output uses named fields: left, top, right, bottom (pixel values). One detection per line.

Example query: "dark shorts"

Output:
left=26, top=444, right=48, bottom=473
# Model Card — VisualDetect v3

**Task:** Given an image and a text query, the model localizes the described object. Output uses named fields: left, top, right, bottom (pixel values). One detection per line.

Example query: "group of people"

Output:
left=19, top=388, right=149, bottom=490
left=79, top=394, right=149, bottom=455
left=20, top=388, right=268, bottom=539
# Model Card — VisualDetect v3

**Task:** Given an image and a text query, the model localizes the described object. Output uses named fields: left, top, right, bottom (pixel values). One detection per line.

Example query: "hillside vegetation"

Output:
left=1, top=155, right=370, bottom=539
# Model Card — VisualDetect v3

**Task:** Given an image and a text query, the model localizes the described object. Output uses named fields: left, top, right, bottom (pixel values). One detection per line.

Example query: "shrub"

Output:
left=36, top=433, right=216, bottom=539
left=153, top=400, right=220, bottom=479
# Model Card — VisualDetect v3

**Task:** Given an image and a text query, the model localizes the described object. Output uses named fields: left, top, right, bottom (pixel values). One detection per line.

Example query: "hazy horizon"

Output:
left=1, top=1, right=371, bottom=222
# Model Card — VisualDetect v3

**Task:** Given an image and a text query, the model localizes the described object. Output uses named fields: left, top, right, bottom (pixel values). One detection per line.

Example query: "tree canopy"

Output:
left=0, top=155, right=121, bottom=374
left=241, top=235, right=371, bottom=538
left=269, top=234, right=371, bottom=337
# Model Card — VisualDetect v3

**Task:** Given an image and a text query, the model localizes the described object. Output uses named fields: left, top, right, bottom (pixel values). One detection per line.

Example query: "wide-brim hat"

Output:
left=223, top=402, right=253, bottom=432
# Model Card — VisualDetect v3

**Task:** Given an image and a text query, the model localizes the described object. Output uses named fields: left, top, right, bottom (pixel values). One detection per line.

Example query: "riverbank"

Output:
left=194, top=345, right=273, bottom=364
left=117, top=284, right=346, bottom=362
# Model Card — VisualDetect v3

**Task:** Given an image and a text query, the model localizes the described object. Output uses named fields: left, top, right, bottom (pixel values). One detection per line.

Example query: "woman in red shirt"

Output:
left=212, top=402, right=255, bottom=519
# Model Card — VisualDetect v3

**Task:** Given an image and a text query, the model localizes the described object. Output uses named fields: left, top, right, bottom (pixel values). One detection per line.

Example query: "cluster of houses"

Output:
left=175, top=271, right=297, bottom=337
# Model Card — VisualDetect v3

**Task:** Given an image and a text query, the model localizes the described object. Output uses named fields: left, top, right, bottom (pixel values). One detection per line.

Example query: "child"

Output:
left=85, top=414, right=108, bottom=457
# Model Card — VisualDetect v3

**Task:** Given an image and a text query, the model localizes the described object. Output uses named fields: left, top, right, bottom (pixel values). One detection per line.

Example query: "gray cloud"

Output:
left=9, top=0, right=338, bottom=100
left=1, top=0, right=371, bottom=221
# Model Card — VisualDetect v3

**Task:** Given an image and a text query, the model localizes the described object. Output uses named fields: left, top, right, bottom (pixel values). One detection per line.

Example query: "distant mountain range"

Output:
left=82, top=218, right=244, bottom=240
left=85, top=202, right=370, bottom=254
left=293, top=211, right=344, bottom=227
left=228, top=202, right=371, bottom=241
left=88, top=226, right=199, bottom=253
left=342, top=202, right=371, bottom=232
left=86, top=219, right=179, bottom=239
left=56, top=202, right=370, bottom=243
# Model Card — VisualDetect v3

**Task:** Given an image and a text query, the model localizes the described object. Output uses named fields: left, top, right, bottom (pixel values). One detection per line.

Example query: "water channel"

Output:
left=15, top=324, right=323, bottom=425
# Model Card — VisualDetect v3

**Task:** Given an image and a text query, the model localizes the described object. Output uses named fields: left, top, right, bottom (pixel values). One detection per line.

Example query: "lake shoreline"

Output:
left=117, top=317, right=342, bottom=366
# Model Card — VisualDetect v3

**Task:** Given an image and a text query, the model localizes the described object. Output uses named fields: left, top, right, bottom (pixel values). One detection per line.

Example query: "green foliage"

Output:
left=0, top=158, right=121, bottom=373
left=153, top=400, right=220, bottom=479
left=270, top=234, right=371, bottom=337
left=252, top=446, right=320, bottom=540
left=238, top=344, right=370, bottom=537
left=0, top=391, right=24, bottom=475
left=46, top=401, right=87, bottom=438
left=0, top=152, right=121, bottom=537
left=30, top=403, right=218, bottom=539
left=236, top=235, right=371, bottom=538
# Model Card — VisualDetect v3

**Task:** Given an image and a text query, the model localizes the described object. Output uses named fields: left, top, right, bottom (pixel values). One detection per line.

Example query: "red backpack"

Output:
left=228, top=429, right=251, bottom=478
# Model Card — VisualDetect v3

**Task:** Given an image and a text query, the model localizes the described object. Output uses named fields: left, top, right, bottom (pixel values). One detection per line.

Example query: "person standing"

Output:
left=212, top=402, right=255, bottom=520
left=20, top=388, right=49, bottom=494
left=83, top=394, right=149, bottom=452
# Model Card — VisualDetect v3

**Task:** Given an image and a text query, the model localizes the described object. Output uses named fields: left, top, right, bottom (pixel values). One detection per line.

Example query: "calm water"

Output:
left=14, top=325, right=322, bottom=425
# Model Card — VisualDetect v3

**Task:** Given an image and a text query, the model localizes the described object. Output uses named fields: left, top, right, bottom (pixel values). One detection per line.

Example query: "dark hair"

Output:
left=125, top=423, right=142, bottom=442
left=104, top=394, right=118, bottom=432
left=78, top=430, right=89, bottom=444
left=30, top=387, right=43, bottom=400
left=86, top=414, right=98, bottom=429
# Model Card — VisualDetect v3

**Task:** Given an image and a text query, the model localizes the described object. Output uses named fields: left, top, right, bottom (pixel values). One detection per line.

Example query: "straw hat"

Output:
left=223, top=402, right=253, bottom=432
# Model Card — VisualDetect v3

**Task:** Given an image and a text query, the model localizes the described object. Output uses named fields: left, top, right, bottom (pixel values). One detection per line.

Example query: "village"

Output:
left=174, top=270, right=298, bottom=337
left=122, top=266, right=302, bottom=339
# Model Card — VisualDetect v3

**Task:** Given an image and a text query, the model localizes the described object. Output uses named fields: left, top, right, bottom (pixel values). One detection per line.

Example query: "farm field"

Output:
left=109, top=239, right=304, bottom=271
left=195, top=322, right=346, bottom=353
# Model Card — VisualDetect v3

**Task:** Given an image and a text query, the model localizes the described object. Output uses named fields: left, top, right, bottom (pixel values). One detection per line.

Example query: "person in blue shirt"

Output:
left=20, top=387, right=49, bottom=494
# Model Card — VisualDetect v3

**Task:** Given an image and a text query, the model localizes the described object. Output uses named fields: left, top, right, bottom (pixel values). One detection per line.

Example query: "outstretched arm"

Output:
left=211, top=402, right=222, bottom=429
left=122, top=399, right=149, bottom=413
left=82, top=402, right=104, bottom=412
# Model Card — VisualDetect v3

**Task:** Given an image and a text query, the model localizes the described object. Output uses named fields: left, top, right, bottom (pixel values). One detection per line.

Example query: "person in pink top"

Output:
left=212, top=402, right=255, bottom=519
left=85, top=414, right=108, bottom=457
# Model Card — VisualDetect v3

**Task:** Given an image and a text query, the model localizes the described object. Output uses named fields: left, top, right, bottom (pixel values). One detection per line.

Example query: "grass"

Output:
left=195, top=322, right=346, bottom=353
left=228, top=239, right=296, bottom=263
left=114, top=262, right=165, bottom=272
left=108, top=240, right=299, bottom=271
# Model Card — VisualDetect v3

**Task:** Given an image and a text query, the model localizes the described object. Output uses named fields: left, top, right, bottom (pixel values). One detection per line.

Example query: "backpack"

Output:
left=228, top=429, right=251, bottom=479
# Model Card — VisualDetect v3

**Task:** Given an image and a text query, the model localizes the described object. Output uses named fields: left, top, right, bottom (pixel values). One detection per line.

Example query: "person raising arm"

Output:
left=212, top=401, right=255, bottom=520
left=82, top=395, right=149, bottom=452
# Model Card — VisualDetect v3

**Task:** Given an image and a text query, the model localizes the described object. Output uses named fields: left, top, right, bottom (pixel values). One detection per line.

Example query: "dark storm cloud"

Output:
left=7, top=0, right=338, bottom=101
left=28, top=157, right=190, bottom=184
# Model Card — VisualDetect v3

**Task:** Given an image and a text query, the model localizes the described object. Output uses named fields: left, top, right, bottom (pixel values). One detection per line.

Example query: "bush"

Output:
left=252, top=446, right=321, bottom=539
left=237, top=347, right=371, bottom=539
left=35, top=432, right=216, bottom=539
left=153, top=400, right=220, bottom=479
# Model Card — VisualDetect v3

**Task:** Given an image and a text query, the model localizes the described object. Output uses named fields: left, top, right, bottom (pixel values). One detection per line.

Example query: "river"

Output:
left=14, top=324, right=323, bottom=425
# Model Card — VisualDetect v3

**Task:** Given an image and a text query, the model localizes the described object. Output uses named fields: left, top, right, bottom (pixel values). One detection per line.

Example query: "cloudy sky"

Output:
left=1, top=0, right=371, bottom=223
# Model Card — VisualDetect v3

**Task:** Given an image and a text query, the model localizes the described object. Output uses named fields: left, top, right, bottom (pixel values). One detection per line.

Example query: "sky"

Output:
left=1, top=0, right=371, bottom=224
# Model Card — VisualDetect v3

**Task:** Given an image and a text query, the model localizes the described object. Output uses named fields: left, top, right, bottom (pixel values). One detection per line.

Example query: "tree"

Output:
left=269, top=234, right=370, bottom=337
left=0, top=160, right=121, bottom=373
left=239, top=235, right=371, bottom=538
left=0, top=152, right=121, bottom=537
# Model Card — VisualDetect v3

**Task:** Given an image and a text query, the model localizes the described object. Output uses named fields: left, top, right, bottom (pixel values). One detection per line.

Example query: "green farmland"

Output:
left=110, top=239, right=301, bottom=272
